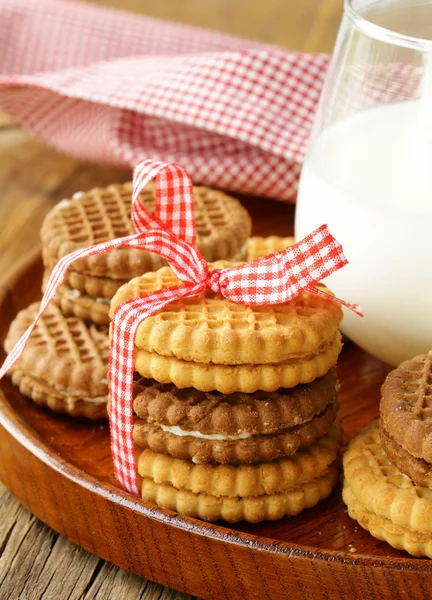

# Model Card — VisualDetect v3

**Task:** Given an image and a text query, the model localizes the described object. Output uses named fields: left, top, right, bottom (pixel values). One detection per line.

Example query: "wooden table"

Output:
left=0, top=1, right=343, bottom=598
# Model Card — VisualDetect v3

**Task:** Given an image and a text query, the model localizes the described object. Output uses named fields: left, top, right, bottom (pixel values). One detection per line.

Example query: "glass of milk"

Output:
left=295, top=0, right=432, bottom=366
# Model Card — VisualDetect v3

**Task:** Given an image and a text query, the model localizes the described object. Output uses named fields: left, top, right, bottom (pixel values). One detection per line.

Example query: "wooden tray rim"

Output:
left=0, top=249, right=429, bottom=572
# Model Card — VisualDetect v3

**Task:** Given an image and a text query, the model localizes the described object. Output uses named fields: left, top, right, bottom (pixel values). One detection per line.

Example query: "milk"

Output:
left=295, top=101, right=432, bottom=366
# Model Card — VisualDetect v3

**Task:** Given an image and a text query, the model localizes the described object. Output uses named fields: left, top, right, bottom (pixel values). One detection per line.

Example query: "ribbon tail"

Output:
left=109, top=282, right=205, bottom=496
left=306, top=284, right=363, bottom=317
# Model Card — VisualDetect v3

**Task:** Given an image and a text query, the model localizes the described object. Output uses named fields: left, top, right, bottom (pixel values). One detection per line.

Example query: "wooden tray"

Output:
left=1, top=250, right=431, bottom=600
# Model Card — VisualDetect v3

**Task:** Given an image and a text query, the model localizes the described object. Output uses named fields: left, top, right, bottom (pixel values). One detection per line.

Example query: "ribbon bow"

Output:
left=0, top=160, right=361, bottom=496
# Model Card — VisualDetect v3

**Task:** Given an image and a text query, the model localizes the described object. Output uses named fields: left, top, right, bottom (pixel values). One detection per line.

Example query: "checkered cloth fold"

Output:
left=0, top=159, right=360, bottom=496
left=0, top=0, right=330, bottom=200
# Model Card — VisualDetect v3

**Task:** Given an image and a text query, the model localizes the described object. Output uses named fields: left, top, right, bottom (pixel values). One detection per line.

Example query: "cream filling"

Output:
left=158, top=423, right=252, bottom=441
left=59, top=391, right=107, bottom=404
left=65, top=288, right=111, bottom=304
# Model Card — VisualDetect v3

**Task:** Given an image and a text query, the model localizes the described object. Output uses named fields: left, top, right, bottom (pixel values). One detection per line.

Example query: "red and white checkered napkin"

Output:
left=0, top=0, right=329, bottom=201
left=0, top=159, right=361, bottom=496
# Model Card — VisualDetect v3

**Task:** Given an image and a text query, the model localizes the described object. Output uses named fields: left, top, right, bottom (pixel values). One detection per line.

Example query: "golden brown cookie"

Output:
left=246, top=236, right=295, bottom=261
left=380, top=351, right=432, bottom=463
left=4, top=302, right=109, bottom=418
left=343, top=419, right=432, bottom=533
left=41, top=183, right=251, bottom=279
left=138, top=422, right=342, bottom=497
left=134, top=401, right=338, bottom=463
left=141, top=462, right=339, bottom=523
left=343, top=484, right=432, bottom=558
left=134, top=331, right=342, bottom=394
left=111, top=264, right=343, bottom=366
left=380, top=423, right=432, bottom=489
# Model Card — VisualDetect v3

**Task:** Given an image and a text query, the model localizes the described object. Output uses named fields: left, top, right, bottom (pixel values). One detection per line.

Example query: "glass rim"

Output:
left=345, top=0, right=432, bottom=51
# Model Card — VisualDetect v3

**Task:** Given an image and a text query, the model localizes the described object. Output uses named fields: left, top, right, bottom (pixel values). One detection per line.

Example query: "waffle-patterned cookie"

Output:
left=141, top=463, right=339, bottom=523
left=133, top=369, right=338, bottom=435
left=111, top=264, right=343, bottom=366
left=138, top=422, right=341, bottom=497
left=4, top=302, right=109, bottom=417
left=134, top=402, right=339, bottom=463
left=381, top=351, right=432, bottom=463
left=41, top=183, right=251, bottom=279
left=343, top=485, right=432, bottom=558
left=134, top=331, right=342, bottom=394
left=343, top=420, right=432, bottom=533
left=380, top=423, right=432, bottom=489
left=246, top=236, right=295, bottom=261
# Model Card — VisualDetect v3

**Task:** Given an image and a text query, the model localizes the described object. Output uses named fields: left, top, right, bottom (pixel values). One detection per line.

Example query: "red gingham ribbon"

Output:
left=0, top=160, right=361, bottom=496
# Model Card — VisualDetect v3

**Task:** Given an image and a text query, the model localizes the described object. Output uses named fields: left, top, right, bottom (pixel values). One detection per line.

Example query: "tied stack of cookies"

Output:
left=343, top=350, right=432, bottom=558
left=4, top=183, right=252, bottom=420
left=110, top=263, right=345, bottom=523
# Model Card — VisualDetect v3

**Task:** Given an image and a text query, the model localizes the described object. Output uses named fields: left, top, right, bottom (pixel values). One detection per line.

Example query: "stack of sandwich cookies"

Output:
left=111, top=261, right=344, bottom=522
left=4, top=302, right=109, bottom=419
left=41, top=183, right=252, bottom=326
left=343, top=351, right=432, bottom=558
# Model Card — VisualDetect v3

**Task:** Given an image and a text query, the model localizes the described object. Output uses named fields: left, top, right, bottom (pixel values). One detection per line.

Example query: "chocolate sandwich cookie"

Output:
left=41, top=182, right=251, bottom=280
left=133, top=370, right=339, bottom=463
left=380, top=351, right=432, bottom=487
left=4, top=302, right=109, bottom=419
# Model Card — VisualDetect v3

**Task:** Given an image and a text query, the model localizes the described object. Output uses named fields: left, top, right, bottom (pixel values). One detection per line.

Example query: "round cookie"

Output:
left=41, top=183, right=252, bottom=279
left=137, top=421, right=342, bottom=496
left=133, top=369, right=338, bottom=435
left=380, top=423, right=432, bottom=489
left=343, top=484, right=432, bottom=558
left=134, top=331, right=342, bottom=394
left=133, top=371, right=339, bottom=463
left=10, top=370, right=107, bottom=419
left=111, top=264, right=343, bottom=366
left=141, top=463, right=339, bottom=523
left=134, top=402, right=338, bottom=463
left=4, top=302, right=109, bottom=419
left=246, top=236, right=295, bottom=262
left=343, top=419, right=432, bottom=534
left=380, top=351, right=432, bottom=463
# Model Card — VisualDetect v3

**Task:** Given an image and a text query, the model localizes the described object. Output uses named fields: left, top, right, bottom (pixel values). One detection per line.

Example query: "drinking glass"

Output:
left=295, top=0, right=432, bottom=366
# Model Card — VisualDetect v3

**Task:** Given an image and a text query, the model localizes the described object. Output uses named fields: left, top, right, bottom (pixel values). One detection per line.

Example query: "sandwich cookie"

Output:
left=4, top=302, right=109, bottom=419
left=380, top=351, right=432, bottom=488
left=133, top=370, right=339, bottom=463
left=343, top=420, right=432, bottom=558
left=42, top=183, right=252, bottom=325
